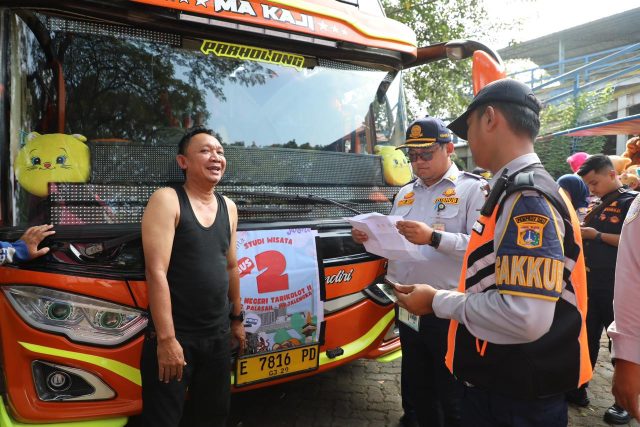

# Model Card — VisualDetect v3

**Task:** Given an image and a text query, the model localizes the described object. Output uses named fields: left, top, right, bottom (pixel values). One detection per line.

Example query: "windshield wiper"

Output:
left=222, top=190, right=363, bottom=215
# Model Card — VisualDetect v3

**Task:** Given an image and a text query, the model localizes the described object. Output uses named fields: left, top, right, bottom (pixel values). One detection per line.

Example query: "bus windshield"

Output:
left=8, top=12, right=407, bottom=226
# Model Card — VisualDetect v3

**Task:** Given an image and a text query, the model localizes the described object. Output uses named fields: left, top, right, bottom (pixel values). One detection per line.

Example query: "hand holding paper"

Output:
left=346, top=213, right=427, bottom=260
left=396, top=220, right=434, bottom=245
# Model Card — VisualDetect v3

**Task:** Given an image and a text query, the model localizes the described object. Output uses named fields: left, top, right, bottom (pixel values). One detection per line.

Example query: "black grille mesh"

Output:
left=51, top=143, right=396, bottom=225
left=49, top=183, right=397, bottom=225
left=90, top=143, right=385, bottom=186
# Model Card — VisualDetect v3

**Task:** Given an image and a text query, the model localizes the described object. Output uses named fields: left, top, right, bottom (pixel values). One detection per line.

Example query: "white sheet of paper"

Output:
left=346, top=213, right=427, bottom=260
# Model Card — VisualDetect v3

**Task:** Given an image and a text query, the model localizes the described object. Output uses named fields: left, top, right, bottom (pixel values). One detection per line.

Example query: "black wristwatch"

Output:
left=429, top=231, right=442, bottom=249
left=229, top=311, right=245, bottom=322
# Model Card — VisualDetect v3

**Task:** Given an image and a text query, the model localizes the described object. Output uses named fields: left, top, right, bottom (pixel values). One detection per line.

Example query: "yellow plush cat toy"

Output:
left=374, top=145, right=412, bottom=186
left=15, top=132, right=90, bottom=197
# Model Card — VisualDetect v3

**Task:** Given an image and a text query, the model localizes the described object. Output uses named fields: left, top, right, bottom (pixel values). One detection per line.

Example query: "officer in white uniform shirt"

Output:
left=352, top=116, right=486, bottom=427
left=609, top=194, right=640, bottom=421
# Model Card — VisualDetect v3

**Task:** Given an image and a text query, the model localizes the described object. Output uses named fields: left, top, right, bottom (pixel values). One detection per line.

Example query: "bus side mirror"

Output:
left=472, top=50, right=506, bottom=95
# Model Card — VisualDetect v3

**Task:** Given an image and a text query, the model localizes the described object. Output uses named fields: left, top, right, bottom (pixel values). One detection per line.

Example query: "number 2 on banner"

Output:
left=256, top=250, right=289, bottom=293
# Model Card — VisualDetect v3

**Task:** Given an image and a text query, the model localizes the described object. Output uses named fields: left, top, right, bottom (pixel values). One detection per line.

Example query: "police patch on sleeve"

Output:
left=496, top=194, right=565, bottom=301
left=514, top=214, right=549, bottom=249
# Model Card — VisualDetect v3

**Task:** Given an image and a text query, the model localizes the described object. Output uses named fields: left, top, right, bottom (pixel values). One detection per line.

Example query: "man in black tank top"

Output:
left=140, top=127, right=244, bottom=427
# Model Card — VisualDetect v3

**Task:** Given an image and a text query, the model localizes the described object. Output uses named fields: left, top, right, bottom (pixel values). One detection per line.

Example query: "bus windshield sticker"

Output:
left=201, top=39, right=305, bottom=70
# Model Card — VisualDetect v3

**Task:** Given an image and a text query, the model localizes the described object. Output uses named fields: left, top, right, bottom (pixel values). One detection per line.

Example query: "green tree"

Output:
left=537, top=87, right=613, bottom=178
left=449, top=151, right=466, bottom=170
left=381, top=0, right=496, bottom=119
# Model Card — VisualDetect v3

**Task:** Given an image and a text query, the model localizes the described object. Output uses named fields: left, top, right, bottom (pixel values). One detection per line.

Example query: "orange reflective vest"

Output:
left=445, top=166, right=591, bottom=399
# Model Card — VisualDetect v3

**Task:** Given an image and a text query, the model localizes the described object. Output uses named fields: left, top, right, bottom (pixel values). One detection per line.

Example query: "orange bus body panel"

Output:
left=324, top=259, right=385, bottom=300
left=131, top=0, right=416, bottom=54
left=0, top=267, right=136, bottom=307
left=0, top=299, right=142, bottom=422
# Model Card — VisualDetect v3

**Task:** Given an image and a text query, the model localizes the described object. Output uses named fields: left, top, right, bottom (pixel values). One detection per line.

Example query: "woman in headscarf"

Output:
left=557, top=173, right=590, bottom=222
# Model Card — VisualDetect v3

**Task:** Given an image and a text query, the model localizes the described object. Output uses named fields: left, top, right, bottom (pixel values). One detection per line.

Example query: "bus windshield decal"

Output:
left=201, top=39, right=305, bottom=70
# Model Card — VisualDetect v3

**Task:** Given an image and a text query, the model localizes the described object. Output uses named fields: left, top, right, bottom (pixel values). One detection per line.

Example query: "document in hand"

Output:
left=346, top=212, right=426, bottom=261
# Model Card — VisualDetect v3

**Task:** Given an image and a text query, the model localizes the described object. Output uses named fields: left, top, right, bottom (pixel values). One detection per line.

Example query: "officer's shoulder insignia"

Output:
left=398, top=190, right=415, bottom=206
left=442, top=188, right=456, bottom=197
left=448, top=174, right=458, bottom=182
left=624, top=195, right=640, bottom=224
left=513, top=214, right=549, bottom=249
left=462, top=171, right=483, bottom=180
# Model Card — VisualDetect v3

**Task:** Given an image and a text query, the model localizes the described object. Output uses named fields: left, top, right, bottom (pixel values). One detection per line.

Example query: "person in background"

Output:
left=394, top=79, right=591, bottom=427
left=352, top=116, right=486, bottom=427
left=0, top=224, right=55, bottom=265
left=608, top=194, right=640, bottom=422
left=567, top=152, right=590, bottom=173
left=573, top=154, right=638, bottom=424
left=557, top=174, right=589, bottom=222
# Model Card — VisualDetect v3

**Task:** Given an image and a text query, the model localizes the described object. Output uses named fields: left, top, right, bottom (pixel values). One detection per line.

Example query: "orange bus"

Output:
left=0, top=1, right=504, bottom=425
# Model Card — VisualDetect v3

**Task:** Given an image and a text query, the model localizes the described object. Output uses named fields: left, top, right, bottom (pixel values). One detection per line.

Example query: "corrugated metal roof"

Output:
left=498, top=7, right=640, bottom=66
left=552, top=113, right=640, bottom=137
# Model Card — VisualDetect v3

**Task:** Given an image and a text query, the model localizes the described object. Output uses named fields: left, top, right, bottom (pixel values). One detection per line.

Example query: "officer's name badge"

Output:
left=434, top=197, right=459, bottom=205
left=514, top=214, right=549, bottom=249
left=472, top=220, right=485, bottom=235
left=398, top=307, right=419, bottom=331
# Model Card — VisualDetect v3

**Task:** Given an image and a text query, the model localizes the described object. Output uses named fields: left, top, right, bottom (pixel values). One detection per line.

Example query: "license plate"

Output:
left=235, top=344, right=319, bottom=386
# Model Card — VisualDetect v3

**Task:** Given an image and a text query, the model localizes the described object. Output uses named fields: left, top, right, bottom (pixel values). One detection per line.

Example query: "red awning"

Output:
left=552, top=114, right=640, bottom=137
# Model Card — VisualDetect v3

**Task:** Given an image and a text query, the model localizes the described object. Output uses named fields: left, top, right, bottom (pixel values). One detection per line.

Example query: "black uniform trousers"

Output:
left=462, top=385, right=568, bottom=427
left=399, top=313, right=462, bottom=427
left=585, top=268, right=616, bottom=370
left=140, top=330, right=231, bottom=427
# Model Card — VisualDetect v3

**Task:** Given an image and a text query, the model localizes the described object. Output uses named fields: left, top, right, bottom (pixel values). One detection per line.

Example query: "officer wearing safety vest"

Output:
left=394, top=79, right=591, bottom=427
left=355, top=116, right=486, bottom=427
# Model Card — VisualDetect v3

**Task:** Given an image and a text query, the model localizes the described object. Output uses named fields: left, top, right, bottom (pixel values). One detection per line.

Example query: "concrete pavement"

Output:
left=228, top=334, right=638, bottom=426
left=568, top=334, right=638, bottom=427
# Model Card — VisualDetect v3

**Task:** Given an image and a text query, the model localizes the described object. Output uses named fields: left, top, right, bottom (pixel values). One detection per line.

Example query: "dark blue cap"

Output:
left=397, top=116, right=452, bottom=149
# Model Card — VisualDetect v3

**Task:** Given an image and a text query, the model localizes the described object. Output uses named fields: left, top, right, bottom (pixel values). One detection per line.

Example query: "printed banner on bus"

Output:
left=237, top=228, right=322, bottom=355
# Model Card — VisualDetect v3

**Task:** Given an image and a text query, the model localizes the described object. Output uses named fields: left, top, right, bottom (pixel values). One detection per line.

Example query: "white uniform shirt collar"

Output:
left=490, top=153, right=541, bottom=187
left=414, top=162, right=460, bottom=188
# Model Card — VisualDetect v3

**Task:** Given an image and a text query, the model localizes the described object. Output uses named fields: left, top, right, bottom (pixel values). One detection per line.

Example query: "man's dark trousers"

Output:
left=141, top=330, right=231, bottom=427
left=400, top=314, right=462, bottom=427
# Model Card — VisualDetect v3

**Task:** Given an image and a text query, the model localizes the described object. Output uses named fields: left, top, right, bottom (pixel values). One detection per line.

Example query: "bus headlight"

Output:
left=3, top=285, right=147, bottom=346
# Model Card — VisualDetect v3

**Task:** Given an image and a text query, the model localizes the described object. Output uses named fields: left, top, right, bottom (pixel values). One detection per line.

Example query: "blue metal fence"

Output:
left=509, top=43, right=640, bottom=104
